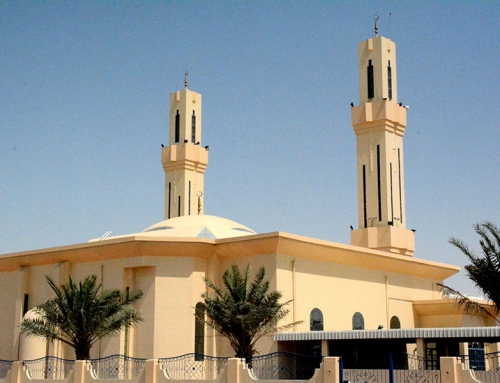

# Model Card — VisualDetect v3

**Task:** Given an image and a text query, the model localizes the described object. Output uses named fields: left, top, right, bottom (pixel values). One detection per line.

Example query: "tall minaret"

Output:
left=161, top=73, right=209, bottom=219
left=350, top=28, right=415, bottom=256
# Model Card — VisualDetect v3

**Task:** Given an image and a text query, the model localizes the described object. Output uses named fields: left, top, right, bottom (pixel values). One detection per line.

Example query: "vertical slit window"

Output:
left=168, top=183, right=171, bottom=219
left=367, top=59, right=374, bottom=99
left=188, top=181, right=191, bottom=215
left=178, top=196, right=181, bottom=217
left=398, top=149, right=402, bottom=224
left=194, top=303, right=205, bottom=360
left=23, top=294, right=29, bottom=316
left=387, top=61, right=392, bottom=100
left=390, top=163, right=394, bottom=223
left=377, top=145, right=381, bottom=221
left=124, top=287, right=130, bottom=356
left=175, top=110, right=180, bottom=143
left=191, top=111, right=196, bottom=143
left=363, top=165, right=367, bottom=228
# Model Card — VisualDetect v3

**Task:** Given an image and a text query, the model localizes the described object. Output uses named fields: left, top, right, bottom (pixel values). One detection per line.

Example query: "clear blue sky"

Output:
left=1, top=1, right=499, bottom=296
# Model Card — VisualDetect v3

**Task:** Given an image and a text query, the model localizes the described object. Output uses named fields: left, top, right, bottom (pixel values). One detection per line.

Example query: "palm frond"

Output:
left=19, top=274, right=143, bottom=360
left=202, top=264, right=297, bottom=359
left=437, top=284, right=499, bottom=324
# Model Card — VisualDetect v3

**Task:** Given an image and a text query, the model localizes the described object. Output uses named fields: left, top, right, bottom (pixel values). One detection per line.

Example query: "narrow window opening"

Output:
left=367, top=59, right=374, bottom=99
left=362, top=165, right=367, bottom=228
left=310, top=308, right=324, bottom=331
left=188, top=181, right=191, bottom=215
left=124, top=287, right=130, bottom=356
left=191, top=111, right=196, bottom=143
left=390, top=163, right=394, bottom=223
left=178, top=196, right=181, bottom=217
left=175, top=110, right=180, bottom=143
left=377, top=145, right=381, bottom=221
left=390, top=316, right=401, bottom=329
left=194, top=303, right=205, bottom=360
left=168, top=183, right=171, bottom=219
left=23, top=294, right=29, bottom=316
left=387, top=61, right=392, bottom=100
left=352, top=312, right=365, bottom=330
left=398, top=149, right=402, bottom=224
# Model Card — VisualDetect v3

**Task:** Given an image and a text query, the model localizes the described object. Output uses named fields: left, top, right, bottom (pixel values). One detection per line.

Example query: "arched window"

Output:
left=194, top=302, right=205, bottom=359
left=352, top=312, right=364, bottom=330
left=310, top=308, right=323, bottom=331
left=390, top=316, right=401, bottom=329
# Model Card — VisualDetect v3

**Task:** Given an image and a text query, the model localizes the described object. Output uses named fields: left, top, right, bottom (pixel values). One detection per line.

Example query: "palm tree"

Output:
left=201, top=264, right=299, bottom=362
left=438, top=221, right=500, bottom=324
left=20, top=275, right=143, bottom=360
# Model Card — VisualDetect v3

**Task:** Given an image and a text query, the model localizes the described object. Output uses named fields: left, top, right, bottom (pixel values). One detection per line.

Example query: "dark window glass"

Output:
left=426, top=343, right=438, bottom=370
left=23, top=294, right=29, bottom=316
left=175, top=110, right=180, bottom=143
left=168, top=183, right=171, bottom=219
left=367, top=60, right=374, bottom=99
left=352, top=312, right=364, bottom=330
left=310, top=308, right=324, bottom=331
left=390, top=162, right=394, bottom=222
left=191, top=111, right=196, bottom=143
left=390, top=316, right=401, bottom=329
left=195, top=302, right=205, bottom=360
left=469, top=342, right=485, bottom=370
left=387, top=61, right=393, bottom=100
left=363, top=165, right=367, bottom=228
left=377, top=145, right=381, bottom=221
left=398, top=149, right=402, bottom=224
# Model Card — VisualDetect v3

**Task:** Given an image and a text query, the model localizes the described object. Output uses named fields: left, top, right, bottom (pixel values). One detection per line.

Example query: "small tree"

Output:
left=438, top=221, right=500, bottom=324
left=20, top=275, right=143, bottom=360
left=202, top=264, right=299, bottom=362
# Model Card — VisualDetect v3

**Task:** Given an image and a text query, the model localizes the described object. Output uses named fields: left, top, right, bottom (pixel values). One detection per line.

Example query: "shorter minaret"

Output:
left=161, top=73, right=209, bottom=219
left=350, top=26, right=415, bottom=256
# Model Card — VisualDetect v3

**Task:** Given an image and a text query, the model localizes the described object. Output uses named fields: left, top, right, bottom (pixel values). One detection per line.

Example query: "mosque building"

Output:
left=1, top=31, right=499, bottom=364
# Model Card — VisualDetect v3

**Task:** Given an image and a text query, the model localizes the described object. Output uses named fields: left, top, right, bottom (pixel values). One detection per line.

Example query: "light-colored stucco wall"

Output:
left=0, top=231, right=470, bottom=361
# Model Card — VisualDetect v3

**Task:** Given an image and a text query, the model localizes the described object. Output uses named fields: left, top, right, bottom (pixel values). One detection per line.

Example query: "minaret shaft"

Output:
left=162, top=88, right=208, bottom=219
left=350, top=36, right=414, bottom=256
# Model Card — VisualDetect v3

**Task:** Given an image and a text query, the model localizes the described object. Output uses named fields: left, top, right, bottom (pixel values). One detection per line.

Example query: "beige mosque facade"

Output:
left=1, top=34, right=499, bottom=364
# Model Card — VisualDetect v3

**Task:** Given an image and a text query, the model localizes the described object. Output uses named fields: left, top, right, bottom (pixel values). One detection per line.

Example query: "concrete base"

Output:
left=350, top=226, right=415, bottom=256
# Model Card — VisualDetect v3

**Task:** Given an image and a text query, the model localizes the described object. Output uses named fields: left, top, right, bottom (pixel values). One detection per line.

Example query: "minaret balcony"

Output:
left=161, top=143, right=208, bottom=172
left=352, top=100, right=407, bottom=136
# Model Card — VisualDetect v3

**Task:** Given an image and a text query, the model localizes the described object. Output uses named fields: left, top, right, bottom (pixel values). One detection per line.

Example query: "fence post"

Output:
left=8, top=361, right=22, bottom=383
left=227, top=358, right=241, bottom=383
left=388, top=352, right=394, bottom=383
left=143, top=359, right=157, bottom=383
left=72, top=360, right=85, bottom=383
